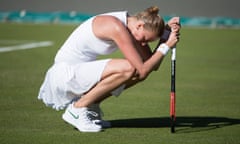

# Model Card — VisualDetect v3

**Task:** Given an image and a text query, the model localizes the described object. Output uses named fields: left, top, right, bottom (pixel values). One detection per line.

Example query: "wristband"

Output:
left=157, top=43, right=170, bottom=56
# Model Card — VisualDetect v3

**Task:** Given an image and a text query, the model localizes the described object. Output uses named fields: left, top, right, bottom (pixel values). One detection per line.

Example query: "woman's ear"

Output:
left=136, top=20, right=145, bottom=30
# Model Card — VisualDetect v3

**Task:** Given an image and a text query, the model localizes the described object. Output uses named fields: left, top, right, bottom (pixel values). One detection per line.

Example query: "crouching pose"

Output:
left=38, top=6, right=181, bottom=132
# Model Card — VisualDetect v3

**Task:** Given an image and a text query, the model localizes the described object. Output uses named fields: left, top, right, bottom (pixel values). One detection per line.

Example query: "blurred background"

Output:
left=1, top=0, right=240, bottom=27
left=1, top=0, right=239, bottom=18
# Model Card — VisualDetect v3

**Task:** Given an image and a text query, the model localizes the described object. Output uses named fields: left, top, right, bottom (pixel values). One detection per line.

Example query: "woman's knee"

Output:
left=120, top=60, right=136, bottom=78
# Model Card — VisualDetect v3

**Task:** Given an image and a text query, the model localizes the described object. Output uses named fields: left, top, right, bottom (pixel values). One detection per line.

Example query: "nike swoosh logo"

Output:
left=68, top=110, right=79, bottom=119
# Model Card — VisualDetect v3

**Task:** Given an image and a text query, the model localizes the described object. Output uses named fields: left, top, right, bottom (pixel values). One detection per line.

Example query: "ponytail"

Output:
left=146, top=6, right=159, bottom=16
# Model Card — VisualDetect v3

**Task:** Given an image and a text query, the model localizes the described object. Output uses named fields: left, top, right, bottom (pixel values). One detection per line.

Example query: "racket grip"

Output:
left=170, top=92, right=176, bottom=117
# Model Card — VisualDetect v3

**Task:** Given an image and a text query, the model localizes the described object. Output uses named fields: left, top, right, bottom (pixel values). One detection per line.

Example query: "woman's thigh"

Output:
left=101, top=59, right=135, bottom=79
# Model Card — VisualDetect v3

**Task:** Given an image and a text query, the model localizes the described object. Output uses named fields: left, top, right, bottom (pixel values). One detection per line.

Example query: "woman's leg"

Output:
left=92, top=72, right=143, bottom=104
left=74, top=59, right=135, bottom=108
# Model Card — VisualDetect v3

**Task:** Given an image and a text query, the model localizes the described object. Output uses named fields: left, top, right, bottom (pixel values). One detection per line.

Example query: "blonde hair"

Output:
left=134, top=6, right=165, bottom=37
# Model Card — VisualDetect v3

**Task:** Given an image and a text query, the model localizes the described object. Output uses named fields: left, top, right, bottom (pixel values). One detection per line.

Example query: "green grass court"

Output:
left=0, top=23, right=240, bottom=144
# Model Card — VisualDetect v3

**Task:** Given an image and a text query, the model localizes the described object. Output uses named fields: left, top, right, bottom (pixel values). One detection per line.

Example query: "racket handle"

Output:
left=170, top=47, right=176, bottom=133
left=171, top=47, right=176, bottom=60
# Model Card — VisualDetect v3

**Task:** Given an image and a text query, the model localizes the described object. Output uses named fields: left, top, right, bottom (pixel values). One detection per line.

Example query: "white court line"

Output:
left=0, top=40, right=35, bottom=44
left=0, top=41, right=54, bottom=53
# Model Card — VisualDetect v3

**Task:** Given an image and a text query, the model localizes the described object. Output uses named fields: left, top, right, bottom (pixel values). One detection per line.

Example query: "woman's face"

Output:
left=132, top=21, right=158, bottom=46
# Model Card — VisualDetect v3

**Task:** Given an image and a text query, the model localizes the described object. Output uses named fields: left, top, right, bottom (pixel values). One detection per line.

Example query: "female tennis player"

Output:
left=38, top=6, right=180, bottom=132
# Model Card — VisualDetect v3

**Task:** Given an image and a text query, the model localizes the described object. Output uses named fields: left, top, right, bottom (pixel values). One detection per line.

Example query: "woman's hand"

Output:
left=165, top=29, right=179, bottom=48
left=165, top=17, right=181, bottom=48
left=168, top=17, right=181, bottom=33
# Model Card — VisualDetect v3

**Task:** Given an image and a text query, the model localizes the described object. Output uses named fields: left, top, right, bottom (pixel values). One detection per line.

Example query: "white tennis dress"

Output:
left=38, top=11, right=128, bottom=110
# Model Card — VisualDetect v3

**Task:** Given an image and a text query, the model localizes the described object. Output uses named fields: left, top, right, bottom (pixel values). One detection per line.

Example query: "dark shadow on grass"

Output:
left=109, top=116, right=240, bottom=133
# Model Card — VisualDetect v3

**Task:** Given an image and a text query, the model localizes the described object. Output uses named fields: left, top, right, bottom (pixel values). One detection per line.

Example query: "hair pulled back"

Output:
left=134, top=6, right=165, bottom=37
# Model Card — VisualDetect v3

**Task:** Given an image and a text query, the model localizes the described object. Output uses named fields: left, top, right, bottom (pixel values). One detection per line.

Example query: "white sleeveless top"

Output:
left=54, top=11, right=128, bottom=64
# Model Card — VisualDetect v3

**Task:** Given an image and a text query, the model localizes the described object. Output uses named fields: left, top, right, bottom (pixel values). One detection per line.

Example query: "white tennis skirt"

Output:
left=38, top=59, right=111, bottom=110
left=38, top=59, right=126, bottom=110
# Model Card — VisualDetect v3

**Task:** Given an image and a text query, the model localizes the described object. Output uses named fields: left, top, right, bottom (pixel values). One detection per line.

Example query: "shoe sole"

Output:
left=62, top=112, right=102, bottom=132
left=93, top=119, right=111, bottom=128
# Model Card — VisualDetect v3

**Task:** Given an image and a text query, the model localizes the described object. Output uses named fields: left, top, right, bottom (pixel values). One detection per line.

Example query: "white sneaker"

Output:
left=62, top=103, right=102, bottom=132
left=88, top=104, right=111, bottom=128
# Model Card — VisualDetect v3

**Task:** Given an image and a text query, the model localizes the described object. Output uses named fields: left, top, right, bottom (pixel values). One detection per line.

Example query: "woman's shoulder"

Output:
left=94, top=14, right=126, bottom=29
left=92, top=13, right=129, bottom=40
left=97, top=11, right=128, bottom=25
left=100, top=11, right=128, bottom=17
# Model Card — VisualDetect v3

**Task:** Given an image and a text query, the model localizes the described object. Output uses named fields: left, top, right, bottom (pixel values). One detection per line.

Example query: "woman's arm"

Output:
left=135, top=42, right=153, bottom=62
left=93, top=16, right=179, bottom=79
left=93, top=16, right=146, bottom=77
